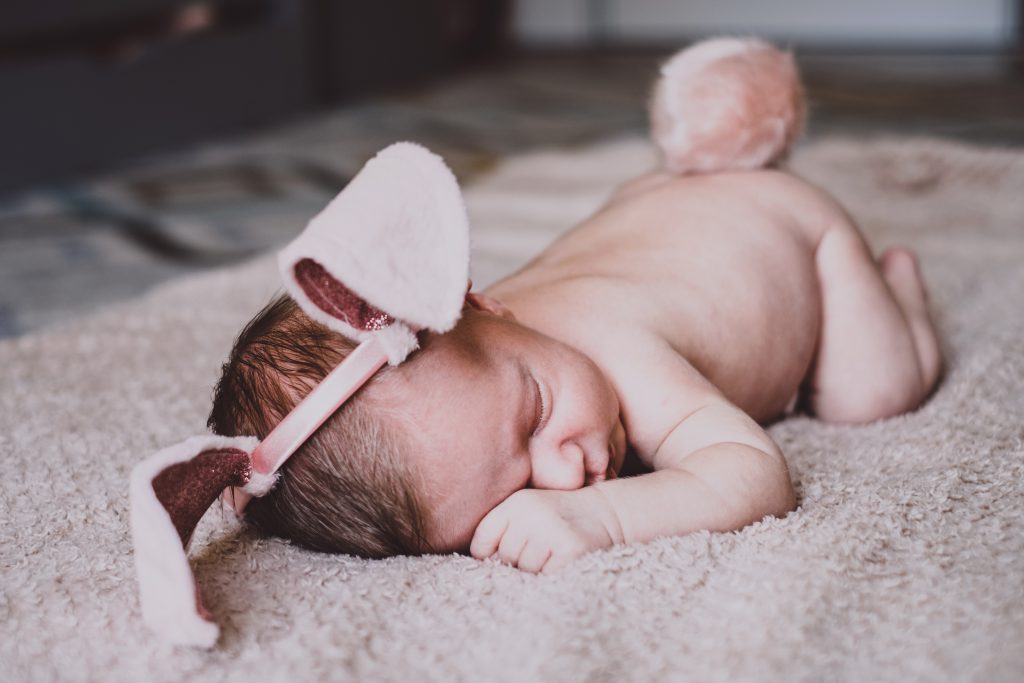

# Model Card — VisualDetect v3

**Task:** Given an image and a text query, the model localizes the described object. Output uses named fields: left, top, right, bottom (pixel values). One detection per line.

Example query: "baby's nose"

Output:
left=529, top=441, right=586, bottom=490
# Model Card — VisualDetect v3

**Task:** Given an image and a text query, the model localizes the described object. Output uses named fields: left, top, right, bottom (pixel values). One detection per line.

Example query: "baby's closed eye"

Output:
left=529, top=373, right=550, bottom=437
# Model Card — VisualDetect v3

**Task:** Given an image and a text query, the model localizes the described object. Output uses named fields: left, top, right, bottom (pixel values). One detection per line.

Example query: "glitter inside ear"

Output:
left=294, top=258, right=394, bottom=331
left=150, top=448, right=252, bottom=547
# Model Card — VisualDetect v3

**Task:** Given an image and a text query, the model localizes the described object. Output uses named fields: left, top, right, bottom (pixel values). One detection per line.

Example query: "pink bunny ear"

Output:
left=129, top=435, right=258, bottom=648
left=130, top=142, right=472, bottom=649
left=279, top=141, right=470, bottom=365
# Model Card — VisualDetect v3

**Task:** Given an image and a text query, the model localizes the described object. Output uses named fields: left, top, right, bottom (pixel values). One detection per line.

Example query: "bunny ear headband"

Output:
left=129, top=142, right=470, bottom=648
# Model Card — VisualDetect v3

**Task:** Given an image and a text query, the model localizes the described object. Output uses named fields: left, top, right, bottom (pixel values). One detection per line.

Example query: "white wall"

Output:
left=515, top=0, right=592, bottom=43
left=515, top=0, right=1019, bottom=48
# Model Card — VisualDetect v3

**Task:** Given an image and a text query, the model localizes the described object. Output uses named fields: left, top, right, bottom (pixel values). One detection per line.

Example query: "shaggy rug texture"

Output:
left=2, top=136, right=1022, bottom=682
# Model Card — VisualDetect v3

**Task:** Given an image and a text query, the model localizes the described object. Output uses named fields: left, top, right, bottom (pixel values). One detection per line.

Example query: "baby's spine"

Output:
left=649, top=37, right=806, bottom=175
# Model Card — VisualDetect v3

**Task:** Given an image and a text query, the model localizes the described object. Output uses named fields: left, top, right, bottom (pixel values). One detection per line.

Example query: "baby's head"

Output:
left=209, top=291, right=626, bottom=556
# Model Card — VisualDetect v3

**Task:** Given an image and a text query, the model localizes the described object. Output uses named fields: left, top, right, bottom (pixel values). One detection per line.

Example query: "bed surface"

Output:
left=2, top=135, right=1023, bottom=682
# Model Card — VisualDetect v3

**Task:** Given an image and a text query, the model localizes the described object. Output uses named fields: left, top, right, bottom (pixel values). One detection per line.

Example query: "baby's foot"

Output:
left=879, top=246, right=943, bottom=392
left=880, top=247, right=929, bottom=315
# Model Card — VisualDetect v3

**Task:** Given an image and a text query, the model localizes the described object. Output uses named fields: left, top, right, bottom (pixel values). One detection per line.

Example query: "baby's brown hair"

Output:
left=207, top=295, right=432, bottom=558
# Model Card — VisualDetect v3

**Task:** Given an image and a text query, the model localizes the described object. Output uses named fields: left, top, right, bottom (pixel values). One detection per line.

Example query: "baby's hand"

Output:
left=469, top=487, right=624, bottom=573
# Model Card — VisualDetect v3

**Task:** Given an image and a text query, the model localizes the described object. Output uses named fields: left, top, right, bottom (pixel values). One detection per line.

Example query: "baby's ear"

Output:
left=465, top=292, right=516, bottom=320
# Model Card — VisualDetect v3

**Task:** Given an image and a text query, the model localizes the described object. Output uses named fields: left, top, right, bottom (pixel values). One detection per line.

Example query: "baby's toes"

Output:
left=880, top=246, right=918, bottom=277
left=880, top=246, right=924, bottom=295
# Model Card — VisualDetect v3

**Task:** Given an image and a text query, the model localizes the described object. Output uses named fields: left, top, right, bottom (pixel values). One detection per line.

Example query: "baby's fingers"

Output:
left=516, top=542, right=553, bottom=574
left=495, top=526, right=529, bottom=567
left=540, top=552, right=580, bottom=575
left=540, top=542, right=589, bottom=574
left=469, top=509, right=509, bottom=559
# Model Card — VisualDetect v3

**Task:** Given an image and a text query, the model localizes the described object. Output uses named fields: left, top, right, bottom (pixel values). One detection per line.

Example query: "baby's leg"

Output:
left=808, top=223, right=942, bottom=423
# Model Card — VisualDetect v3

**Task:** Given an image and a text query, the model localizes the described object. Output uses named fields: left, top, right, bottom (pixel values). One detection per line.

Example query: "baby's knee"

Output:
left=812, top=371, right=926, bottom=424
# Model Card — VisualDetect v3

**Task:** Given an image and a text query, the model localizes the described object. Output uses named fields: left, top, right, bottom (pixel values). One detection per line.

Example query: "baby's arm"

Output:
left=592, top=400, right=796, bottom=545
left=470, top=348, right=795, bottom=572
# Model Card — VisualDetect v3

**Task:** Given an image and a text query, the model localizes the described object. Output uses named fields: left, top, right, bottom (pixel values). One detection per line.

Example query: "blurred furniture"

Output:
left=0, top=0, right=510, bottom=195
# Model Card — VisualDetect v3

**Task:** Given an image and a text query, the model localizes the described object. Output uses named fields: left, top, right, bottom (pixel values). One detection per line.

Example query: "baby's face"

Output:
left=380, top=295, right=626, bottom=553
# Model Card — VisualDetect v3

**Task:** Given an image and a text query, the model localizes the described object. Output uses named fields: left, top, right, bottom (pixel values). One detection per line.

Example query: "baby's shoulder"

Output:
left=499, top=270, right=653, bottom=339
left=580, top=324, right=723, bottom=459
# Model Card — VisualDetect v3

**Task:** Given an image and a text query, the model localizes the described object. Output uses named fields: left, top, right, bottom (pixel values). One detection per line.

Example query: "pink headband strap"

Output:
left=254, top=336, right=388, bottom=474
left=224, top=335, right=390, bottom=514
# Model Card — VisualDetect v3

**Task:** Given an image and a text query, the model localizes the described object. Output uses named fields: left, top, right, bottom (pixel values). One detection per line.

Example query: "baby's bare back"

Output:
left=489, top=168, right=840, bottom=424
left=467, top=39, right=942, bottom=574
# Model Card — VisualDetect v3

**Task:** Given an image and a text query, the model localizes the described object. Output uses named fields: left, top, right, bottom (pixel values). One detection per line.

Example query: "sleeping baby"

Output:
left=206, top=38, right=942, bottom=575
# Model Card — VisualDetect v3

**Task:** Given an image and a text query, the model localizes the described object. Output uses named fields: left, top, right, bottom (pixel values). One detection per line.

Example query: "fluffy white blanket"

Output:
left=3, top=137, right=1022, bottom=682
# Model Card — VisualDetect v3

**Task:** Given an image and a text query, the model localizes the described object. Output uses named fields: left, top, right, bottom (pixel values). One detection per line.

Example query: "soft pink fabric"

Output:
left=650, top=38, right=805, bottom=174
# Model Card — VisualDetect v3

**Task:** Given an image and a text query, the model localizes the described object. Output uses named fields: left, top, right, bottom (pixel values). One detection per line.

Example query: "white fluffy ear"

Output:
left=129, top=434, right=258, bottom=648
left=279, top=142, right=470, bottom=362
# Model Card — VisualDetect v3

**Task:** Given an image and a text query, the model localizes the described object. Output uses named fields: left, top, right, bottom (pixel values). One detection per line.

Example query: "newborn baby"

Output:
left=208, top=39, right=942, bottom=573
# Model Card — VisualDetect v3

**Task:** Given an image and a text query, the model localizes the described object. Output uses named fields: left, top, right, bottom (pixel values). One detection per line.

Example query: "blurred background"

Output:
left=1, top=0, right=1022, bottom=338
